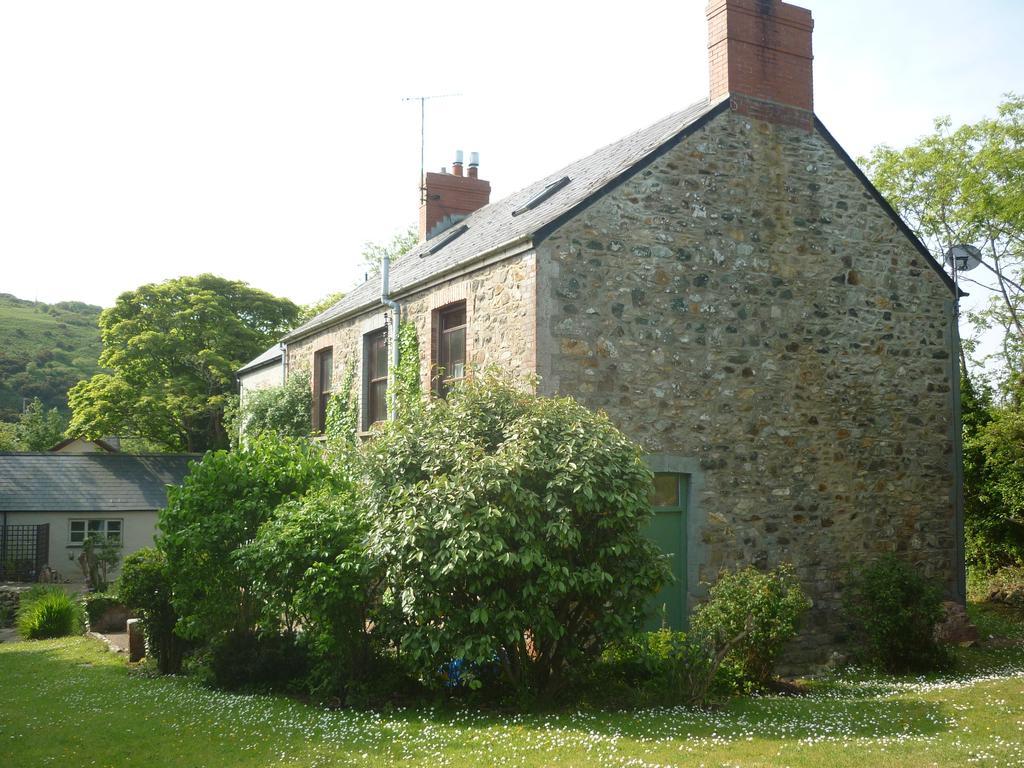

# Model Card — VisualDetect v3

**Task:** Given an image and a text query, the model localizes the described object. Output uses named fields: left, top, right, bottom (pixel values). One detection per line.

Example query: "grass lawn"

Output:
left=1, top=607, right=1023, bottom=767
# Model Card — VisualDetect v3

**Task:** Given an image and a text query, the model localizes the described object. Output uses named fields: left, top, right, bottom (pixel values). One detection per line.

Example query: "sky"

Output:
left=1, top=0, right=1022, bottom=310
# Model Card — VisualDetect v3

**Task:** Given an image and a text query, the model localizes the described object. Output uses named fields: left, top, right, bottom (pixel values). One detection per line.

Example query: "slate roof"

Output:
left=0, top=453, right=198, bottom=512
left=284, top=97, right=726, bottom=342
left=238, top=344, right=284, bottom=375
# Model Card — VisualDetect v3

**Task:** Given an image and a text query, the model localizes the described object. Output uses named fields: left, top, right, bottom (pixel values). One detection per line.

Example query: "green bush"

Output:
left=980, top=565, right=1024, bottom=607
left=16, top=587, right=84, bottom=640
left=689, top=564, right=811, bottom=689
left=83, top=593, right=128, bottom=632
left=843, top=555, right=952, bottom=673
left=235, top=482, right=374, bottom=697
left=363, top=371, right=670, bottom=695
left=159, top=434, right=327, bottom=644
left=118, top=548, right=186, bottom=674
left=207, top=630, right=310, bottom=693
left=227, top=368, right=312, bottom=447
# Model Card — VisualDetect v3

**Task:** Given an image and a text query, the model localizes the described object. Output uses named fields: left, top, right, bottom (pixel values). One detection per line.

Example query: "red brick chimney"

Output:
left=707, top=0, right=814, bottom=129
left=419, top=150, right=491, bottom=242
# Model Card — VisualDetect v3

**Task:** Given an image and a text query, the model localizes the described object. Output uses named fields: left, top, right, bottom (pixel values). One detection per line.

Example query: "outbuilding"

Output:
left=0, top=453, right=195, bottom=583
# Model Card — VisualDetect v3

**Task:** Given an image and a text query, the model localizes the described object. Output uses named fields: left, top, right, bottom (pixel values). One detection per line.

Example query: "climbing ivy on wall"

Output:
left=324, top=364, right=358, bottom=449
left=392, top=320, right=421, bottom=419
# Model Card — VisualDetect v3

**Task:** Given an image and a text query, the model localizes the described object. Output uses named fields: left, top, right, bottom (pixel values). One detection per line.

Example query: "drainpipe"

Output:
left=381, top=255, right=401, bottom=419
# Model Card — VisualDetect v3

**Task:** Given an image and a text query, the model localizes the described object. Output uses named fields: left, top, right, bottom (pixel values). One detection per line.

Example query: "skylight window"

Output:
left=512, top=176, right=571, bottom=217
left=422, top=224, right=469, bottom=257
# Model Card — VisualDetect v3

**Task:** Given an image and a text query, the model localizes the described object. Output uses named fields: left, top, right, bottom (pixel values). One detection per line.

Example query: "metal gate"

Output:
left=0, top=523, right=50, bottom=582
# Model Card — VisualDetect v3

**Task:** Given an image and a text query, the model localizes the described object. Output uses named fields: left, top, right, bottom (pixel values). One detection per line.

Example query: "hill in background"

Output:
left=0, top=293, right=103, bottom=421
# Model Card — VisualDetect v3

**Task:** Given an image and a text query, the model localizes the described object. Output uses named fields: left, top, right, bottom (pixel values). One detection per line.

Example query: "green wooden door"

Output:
left=643, top=473, right=688, bottom=631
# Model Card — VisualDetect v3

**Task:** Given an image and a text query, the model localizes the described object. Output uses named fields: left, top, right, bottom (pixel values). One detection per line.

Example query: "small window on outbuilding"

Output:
left=69, top=519, right=123, bottom=546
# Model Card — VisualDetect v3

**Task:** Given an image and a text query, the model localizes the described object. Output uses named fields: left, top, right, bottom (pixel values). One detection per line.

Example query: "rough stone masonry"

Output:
left=536, top=108, right=960, bottom=658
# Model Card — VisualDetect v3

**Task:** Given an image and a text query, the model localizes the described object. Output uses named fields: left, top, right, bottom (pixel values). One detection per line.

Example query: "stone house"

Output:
left=245, top=0, right=964, bottom=651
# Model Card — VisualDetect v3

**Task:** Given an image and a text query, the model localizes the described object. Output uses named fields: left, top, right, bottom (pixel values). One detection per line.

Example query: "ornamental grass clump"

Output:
left=16, top=586, right=84, bottom=640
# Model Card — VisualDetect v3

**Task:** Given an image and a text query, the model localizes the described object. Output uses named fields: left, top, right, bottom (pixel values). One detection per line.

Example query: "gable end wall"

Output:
left=535, top=108, right=961, bottom=658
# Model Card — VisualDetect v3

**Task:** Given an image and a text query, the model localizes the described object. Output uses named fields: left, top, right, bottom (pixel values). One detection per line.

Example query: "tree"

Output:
left=362, top=371, right=670, bottom=694
left=360, top=226, right=418, bottom=278
left=862, top=95, right=1024, bottom=388
left=298, top=291, right=346, bottom=324
left=67, top=275, right=299, bottom=452
left=14, top=398, right=67, bottom=451
left=0, top=422, right=18, bottom=451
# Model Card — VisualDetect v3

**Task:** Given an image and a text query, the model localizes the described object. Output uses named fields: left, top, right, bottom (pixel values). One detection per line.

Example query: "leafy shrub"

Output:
left=235, top=482, right=374, bottom=697
left=689, top=564, right=811, bottom=689
left=16, top=587, right=84, bottom=639
left=227, top=368, right=312, bottom=446
left=159, top=434, right=327, bottom=644
left=843, top=555, right=952, bottom=673
left=206, top=630, right=311, bottom=692
left=118, top=548, right=186, bottom=674
left=980, top=565, right=1024, bottom=608
left=593, top=623, right=757, bottom=707
left=363, top=371, right=670, bottom=695
left=84, top=593, right=128, bottom=633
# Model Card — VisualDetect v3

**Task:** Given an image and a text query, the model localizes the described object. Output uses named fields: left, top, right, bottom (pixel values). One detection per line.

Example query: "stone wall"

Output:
left=536, top=107, right=960, bottom=656
left=287, top=252, right=536, bottom=426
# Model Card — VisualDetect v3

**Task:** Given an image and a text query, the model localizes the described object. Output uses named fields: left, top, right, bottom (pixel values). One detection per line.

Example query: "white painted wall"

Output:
left=4, top=510, right=159, bottom=584
left=239, top=363, right=285, bottom=405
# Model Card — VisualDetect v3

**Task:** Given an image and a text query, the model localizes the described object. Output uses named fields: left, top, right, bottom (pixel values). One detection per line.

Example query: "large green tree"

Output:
left=862, top=95, right=1024, bottom=386
left=864, top=97, right=1024, bottom=571
left=68, top=275, right=298, bottom=452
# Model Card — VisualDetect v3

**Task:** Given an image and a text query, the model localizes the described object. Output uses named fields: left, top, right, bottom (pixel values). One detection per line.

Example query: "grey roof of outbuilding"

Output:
left=0, top=453, right=198, bottom=512
left=284, top=97, right=726, bottom=342
left=238, top=344, right=284, bottom=375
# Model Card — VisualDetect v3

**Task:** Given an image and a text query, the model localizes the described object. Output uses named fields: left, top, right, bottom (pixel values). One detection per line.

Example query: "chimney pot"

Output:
left=418, top=155, right=491, bottom=242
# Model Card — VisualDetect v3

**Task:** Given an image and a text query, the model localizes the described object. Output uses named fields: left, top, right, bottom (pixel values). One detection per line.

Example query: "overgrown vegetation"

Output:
left=843, top=555, right=952, bottom=673
left=144, top=372, right=688, bottom=703
left=363, top=372, right=669, bottom=696
left=225, top=368, right=312, bottom=447
left=158, top=435, right=326, bottom=645
left=118, top=548, right=186, bottom=674
left=690, top=564, right=811, bottom=689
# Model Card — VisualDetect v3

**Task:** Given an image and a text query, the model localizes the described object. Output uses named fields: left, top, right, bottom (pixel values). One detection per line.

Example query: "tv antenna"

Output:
left=402, top=93, right=461, bottom=204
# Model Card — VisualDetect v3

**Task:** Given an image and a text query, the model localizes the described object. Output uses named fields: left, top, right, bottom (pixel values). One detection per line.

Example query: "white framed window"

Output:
left=69, top=519, right=123, bottom=546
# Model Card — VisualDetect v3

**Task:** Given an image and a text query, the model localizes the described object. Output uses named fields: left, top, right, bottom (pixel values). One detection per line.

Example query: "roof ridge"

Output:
left=280, top=98, right=720, bottom=344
